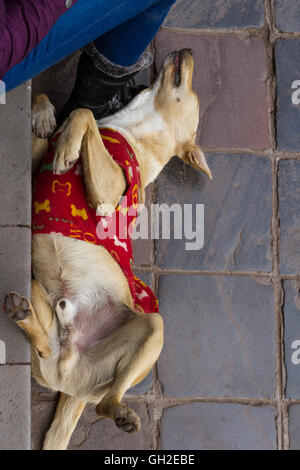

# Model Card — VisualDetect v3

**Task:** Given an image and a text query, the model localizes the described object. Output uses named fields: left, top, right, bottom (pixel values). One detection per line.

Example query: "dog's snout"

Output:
left=180, top=48, right=193, bottom=57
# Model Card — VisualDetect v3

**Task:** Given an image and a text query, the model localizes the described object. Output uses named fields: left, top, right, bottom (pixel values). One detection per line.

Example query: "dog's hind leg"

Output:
left=4, top=279, right=53, bottom=358
left=43, top=393, right=85, bottom=450
left=95, top=313, right=163, bottom=433
left=31, top=278, right=55, bottom=334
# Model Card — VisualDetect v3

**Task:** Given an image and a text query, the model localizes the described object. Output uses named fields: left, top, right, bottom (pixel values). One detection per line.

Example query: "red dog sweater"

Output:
left=32, top=128, right=159, bottom=314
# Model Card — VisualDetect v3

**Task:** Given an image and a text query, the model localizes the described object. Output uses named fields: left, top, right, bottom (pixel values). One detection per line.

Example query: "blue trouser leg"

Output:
left=94, top=0, right=175, bottom=66
left=3, top=0, right=176, bottom=92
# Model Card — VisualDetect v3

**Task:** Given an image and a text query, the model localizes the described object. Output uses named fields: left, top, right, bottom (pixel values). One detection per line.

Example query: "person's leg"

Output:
left=3, top=0, right=175, bottom=92
left=57, top=0, right=176, bottom=123
left=94, top=0, right=176, bottom=66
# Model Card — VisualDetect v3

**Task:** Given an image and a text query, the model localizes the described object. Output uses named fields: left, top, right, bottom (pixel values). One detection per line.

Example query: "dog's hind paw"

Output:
left=4, top=291, right=32, bottom=321
left=114, top=406, right=141, bottom=433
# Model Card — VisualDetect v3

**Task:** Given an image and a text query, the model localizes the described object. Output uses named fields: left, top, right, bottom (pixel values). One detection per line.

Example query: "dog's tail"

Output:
left=43, top=393, right=85, bottom=450
left=55, top=298, right=77, bottom=327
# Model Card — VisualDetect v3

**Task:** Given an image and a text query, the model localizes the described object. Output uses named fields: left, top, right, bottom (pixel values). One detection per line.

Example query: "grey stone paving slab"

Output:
left=164, top=0, right=265, bottom=29
left=155, top=154, right=272, bottom=272
left=283, top=281, right=300, bottom=399
left=275, top=0, right=300, bottom=32
left=161, top=403, right=277, bottom=450
left=0, top=227, right=31, bottom=364
left=275, top=40, right=300, bottom=151
left=289, top=405, right=300, bottom=450
left=157, top=275, right=275, bottom=398
left=128, top=372, right=153, bottom=395
left=278, top=159, right=300, bottom=274
left=0, top=365, right=31, bottom=450
left=154, top=31, right=269, bottom=150
left=31, top=380, right=58, bottom=450
left=0, top=84, right=31, bottom=225
left=69, top=401, right=154, bottom=450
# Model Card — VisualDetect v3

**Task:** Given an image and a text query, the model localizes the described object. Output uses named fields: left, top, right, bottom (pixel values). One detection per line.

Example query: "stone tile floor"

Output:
left=2, top=0, right=300, bottom=450
left=0, top=84, right=31, bottom=450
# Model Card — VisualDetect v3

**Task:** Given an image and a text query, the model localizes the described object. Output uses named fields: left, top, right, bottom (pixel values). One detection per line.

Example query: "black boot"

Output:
left=58, top=43, right=153, bottom=125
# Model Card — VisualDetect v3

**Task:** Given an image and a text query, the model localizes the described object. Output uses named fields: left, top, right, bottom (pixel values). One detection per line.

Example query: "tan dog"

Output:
left=4, top=49, right=211, bottom=450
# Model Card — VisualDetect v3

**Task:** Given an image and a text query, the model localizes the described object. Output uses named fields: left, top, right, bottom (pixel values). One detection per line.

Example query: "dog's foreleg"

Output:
left=53, top=108, right=126, bottom=215
left=32, top=94, right=57, bottom=172
left=95, top=313, right=163, bottom=433
left=43, top=393, right=85, bottom=450
left=4, top=279, right=53, bottom=358
left=81, top=121, right=126, bottom=216
left=32, top=93, right=56, bottom=139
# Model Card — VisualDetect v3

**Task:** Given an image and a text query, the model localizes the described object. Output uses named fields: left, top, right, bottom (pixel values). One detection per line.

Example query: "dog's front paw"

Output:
left=32, top=94, right=56, bottom=139
left=53, top=127, right=82, bottom=175
left=114, top=406, right=141, bottom=433
left=4, top=291, right=32, bottom=321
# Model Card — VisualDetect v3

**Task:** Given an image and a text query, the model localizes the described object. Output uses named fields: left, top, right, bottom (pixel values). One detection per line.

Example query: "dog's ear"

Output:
left=182, top=143, right=212, bottom=179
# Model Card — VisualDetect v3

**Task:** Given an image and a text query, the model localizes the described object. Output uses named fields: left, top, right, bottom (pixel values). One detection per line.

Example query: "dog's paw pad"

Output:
left=4, top=292, right=32, bottom=321
left=114, top=406, right=141, bottom=433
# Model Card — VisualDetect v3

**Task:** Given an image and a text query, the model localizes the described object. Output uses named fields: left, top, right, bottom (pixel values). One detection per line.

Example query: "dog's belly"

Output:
left=35, top=298, right=135, bottom=399
left=31, top=233, right=136, bottom=395
left=32, top=233, right=133, bottom=307
left=32, top=233, right=134, bottom=349
left=71, top=300, right=134, bottom=353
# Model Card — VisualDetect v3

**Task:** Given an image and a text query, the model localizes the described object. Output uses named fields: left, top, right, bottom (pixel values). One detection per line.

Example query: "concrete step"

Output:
left=0, top=82, right=31, bottom=450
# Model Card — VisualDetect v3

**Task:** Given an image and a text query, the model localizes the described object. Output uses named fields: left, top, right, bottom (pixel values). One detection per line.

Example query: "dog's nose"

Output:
left=180, top=48, right=193, bottom=57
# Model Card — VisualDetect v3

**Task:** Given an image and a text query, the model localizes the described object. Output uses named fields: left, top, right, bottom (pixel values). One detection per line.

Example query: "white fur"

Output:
left=55, top=298, right=76, bottom=326
left=32, top=234, right=129, bottom=314
left=98, top=88, right=167, bottom=185
left=99, top=87, right=165, bottom=140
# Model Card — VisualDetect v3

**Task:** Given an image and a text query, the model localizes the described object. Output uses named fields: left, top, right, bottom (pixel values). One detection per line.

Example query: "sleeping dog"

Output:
left=4, top=49, right=212, bottom=450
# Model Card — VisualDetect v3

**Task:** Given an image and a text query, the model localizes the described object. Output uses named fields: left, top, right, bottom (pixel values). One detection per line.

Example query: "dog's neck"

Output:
left=98, top=88, right=177, bottom=188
